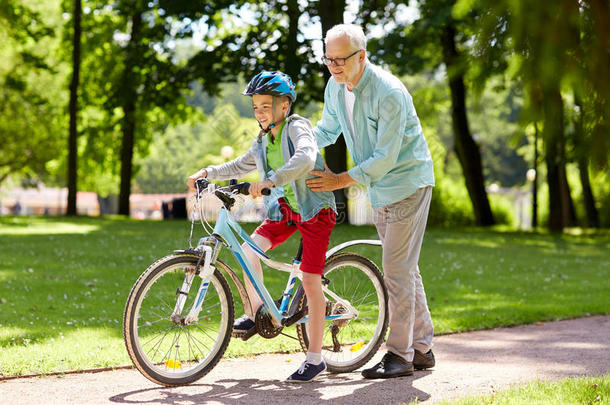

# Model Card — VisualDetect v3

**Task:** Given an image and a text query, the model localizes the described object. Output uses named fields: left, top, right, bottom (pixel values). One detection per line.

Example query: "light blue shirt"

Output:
left=313, top=62, right=435, bottom=209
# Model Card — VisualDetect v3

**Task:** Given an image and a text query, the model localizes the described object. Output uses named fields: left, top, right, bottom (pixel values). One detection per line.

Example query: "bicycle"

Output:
left=123, top=179, right=388, bottom=386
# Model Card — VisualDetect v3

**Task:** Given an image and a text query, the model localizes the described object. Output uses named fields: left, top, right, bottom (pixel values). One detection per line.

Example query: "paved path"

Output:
left=1, top=315, right=608, bottom=404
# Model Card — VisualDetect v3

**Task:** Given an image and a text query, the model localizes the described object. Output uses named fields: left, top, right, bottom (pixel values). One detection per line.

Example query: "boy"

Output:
left=187, top=71, right=336, bottom=382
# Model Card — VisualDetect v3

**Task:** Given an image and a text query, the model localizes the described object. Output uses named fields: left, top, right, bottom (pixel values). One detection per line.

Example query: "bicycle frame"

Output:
left=213, top=208, right=294, bottom=324
left=189, top=204, right=357, bottom=328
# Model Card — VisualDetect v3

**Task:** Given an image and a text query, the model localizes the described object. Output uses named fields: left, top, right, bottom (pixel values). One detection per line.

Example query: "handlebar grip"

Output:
left=232, top=182, right=271, bottom=196
left=195, top=178, right=209, bottom=191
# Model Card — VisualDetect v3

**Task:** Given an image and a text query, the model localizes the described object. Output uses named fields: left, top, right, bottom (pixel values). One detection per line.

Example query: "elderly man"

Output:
left=307, top=24, right=436, bottom=379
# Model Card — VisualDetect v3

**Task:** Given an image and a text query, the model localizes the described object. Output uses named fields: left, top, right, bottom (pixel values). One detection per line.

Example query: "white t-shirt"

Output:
left=344, top=86, right=355, bottom=135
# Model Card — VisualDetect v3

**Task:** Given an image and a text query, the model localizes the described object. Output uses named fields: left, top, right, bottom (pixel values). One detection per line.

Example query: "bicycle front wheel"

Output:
left=296, top=253, right=388, bottom=373
left=123, top=254, right=234, bottom=386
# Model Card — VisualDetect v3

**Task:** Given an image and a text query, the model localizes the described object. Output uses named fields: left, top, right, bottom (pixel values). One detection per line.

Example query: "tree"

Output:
left=312, top=0, right=349, bottom=222
left=66, top=0, right=82, bottom=216
left=569, top=0, right=610, bottom=228
left=71, top=0, right=234, bottom=214
left=116, top=5, right=144, bottom=216
left=440, top=20, right=494, bottom=226
left=573, top=93, right=599, bottom=227
left=579, top=0, right=610, bottom=171
left=135, top=102, right=258, bottom=193
left=472, top=0, right=597, bottom=231
left=0, top=0, right=62, bottom=186
left=185, top=1, right=325, bottom=106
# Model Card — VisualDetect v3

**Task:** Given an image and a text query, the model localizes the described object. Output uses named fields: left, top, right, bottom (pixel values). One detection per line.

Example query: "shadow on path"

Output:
left=109, top=371, right=432, bottom=404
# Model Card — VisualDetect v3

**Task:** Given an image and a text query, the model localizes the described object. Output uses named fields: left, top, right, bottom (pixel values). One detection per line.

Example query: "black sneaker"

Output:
left=413, top=349, right=435, bottom=370
left=286, top=360, right=326, bottom=383
left=232, top=314, right=255, bottom=336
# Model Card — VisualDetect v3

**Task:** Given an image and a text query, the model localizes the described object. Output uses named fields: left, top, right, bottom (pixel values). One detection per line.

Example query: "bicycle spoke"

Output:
left=193, top=323, right=219, bottom=343
left=193, top=322, right=220, bottom=334
left=184, top=328, right=196, bottom=363
left=138, top=317, right=168, bottom=328
left=159, top=327, right=182, bottom=366
left=187, top=327, right=214, bottom=354
left=141, top=324, right=174, bottom=349
left=185, top=327, right=210, bottom=361
left=146, top=325, right=176, bottom=363
left=142, top=307, right=171, bottom=321
left=173, top=327, right=183, bottom=372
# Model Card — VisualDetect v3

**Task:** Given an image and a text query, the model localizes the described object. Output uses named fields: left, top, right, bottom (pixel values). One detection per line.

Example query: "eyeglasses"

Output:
left=321, top=49, right=362, bottom=67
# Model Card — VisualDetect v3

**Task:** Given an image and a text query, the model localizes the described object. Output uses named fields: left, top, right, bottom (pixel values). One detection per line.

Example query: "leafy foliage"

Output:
left=0, top=0, right=64, bottom=184
left=135, top=102, right=259, bottom=193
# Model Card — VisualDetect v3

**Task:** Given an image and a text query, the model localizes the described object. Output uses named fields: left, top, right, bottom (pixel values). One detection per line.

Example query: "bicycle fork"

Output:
left=170, top=245, right=217, bottom=325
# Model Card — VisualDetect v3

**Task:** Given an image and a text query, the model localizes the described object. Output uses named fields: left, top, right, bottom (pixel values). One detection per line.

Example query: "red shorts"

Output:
left=255, top=199, right=336, bottom=275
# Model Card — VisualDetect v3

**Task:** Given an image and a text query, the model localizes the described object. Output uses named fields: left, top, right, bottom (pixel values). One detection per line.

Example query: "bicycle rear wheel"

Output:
left=296, top=253, right=388, bottom=373
left=123, top=254, right=234, bottom=386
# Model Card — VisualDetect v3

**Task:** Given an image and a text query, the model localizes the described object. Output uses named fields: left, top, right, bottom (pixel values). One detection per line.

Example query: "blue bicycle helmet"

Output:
left=243, top=71, right=297, bottom=103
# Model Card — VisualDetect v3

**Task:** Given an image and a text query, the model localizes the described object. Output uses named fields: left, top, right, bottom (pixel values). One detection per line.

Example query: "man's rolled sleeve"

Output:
left=347, top=90, right=407, bottom=186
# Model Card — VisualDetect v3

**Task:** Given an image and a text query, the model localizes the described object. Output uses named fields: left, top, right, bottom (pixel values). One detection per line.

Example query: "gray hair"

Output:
left=325, top=24, right=367, bottom=51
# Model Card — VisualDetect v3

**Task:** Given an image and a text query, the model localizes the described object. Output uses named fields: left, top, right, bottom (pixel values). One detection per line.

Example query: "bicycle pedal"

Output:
left=240, top=327, right=258, bottom=341
left=231, top=330, right=246, bottom=338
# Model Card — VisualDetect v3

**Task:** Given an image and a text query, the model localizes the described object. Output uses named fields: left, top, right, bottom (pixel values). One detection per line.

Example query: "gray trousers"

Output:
left=373, top=186, right=434, bottom=362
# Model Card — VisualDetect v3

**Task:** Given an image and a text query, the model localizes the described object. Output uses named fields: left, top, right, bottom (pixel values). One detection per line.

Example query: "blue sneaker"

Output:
left=232, top=315, right=255, bottom=336
left=286, top=360, right=326, bottom=383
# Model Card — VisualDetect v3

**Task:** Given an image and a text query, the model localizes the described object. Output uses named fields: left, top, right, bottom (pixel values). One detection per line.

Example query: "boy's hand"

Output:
left=249, top=180, right=274, bottom=198
left=307, top=162, right=356, bottom=191
left=187, top=169, right=207, bottom=192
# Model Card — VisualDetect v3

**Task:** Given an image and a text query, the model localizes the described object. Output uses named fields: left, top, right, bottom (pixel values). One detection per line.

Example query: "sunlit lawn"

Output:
left=0, top=216, right=608, bottom=376
left=432, top=374, right=609, bottom=405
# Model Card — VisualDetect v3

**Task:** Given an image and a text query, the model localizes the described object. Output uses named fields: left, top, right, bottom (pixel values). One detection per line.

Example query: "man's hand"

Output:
left=306, top=162, right=356, bottom=191
left=187, top=169, right=207, bottom=192
left=249, top=179, right=274, bottom=198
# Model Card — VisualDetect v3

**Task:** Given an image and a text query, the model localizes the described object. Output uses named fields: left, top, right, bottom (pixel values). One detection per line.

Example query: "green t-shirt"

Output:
left=266, top=121, right=300, bottom=213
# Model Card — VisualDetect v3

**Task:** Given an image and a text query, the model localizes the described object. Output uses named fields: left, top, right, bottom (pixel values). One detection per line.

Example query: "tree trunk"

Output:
left=578, top=157, right=599, bottom=227
left=541, top=86, right=564, bottom=232
left=317, top=0, right=349, bottom=223
left=118, top=10, right=143, bottom=216
left=531, top=123, right=539, bottom=228
left=66, top=0, right=81, bottom=216
left=284, top=0, right=300, bottom=95
left=574, top=94, right=600, bottom=228
left=119, top=100, right=136, bottom=216
left=559, top=165, right=578, bottom=227
left=440, top=23, right=495, bottom=226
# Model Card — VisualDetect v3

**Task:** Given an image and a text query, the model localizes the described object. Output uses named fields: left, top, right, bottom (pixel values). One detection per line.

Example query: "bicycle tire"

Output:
left=296, top=253, right=388, bottom=373
left=123, top=254, right=234, bottom=386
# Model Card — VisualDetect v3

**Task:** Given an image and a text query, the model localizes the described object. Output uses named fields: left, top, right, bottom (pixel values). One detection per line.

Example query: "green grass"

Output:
left=0, top=216, right=609, bottom=376
left=431, top=374, right=609, bottom=405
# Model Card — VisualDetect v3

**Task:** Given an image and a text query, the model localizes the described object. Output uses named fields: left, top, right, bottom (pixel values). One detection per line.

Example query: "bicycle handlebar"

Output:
left=231, top=182, right=271, bottom=196
left=195, top=178, right=271, bottom=196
